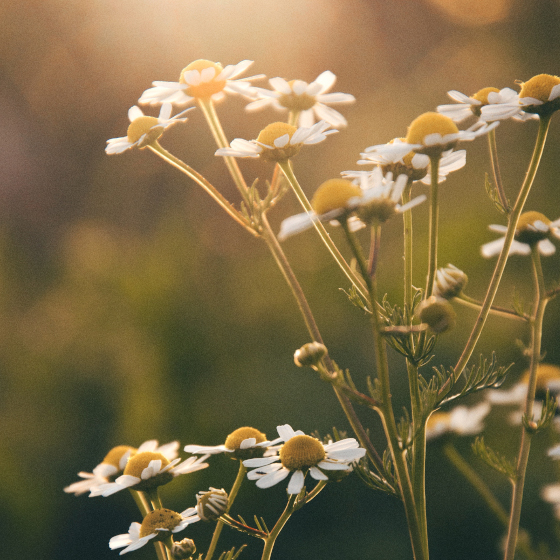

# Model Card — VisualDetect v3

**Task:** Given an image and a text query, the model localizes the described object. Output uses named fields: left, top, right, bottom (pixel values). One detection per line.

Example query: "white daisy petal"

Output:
left=287, top=470, right=305, bottom=494
left=256, top=467, right=291, bottom=488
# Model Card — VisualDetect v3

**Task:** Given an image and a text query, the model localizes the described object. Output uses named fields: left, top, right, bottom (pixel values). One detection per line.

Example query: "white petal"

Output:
left=256, top=467, right=290, bottom=488
left=128, top=106, right=144, bottom=122
left=538, top=239, right=556, bottom=256
left=447, top=90, right=472, bottom=103
left=313, top=103, right=348, bottom=127
left=481, top=238, right=506, bottom=258
left=313, top=70, right=336, bottom=93
left=278, top=213, right=316, bottom=240
left=273, top=134, right=290, bottom=148
left=269, top=77, right=292, bottom=95
left=184, top=444, right=227, bottom=454
left=158, top=103, right=172, bottom=122
left=317, top=92, right=355, bottom=104
left=309, top=466, right=328, bottom=480
left=287, top=470, right=305, bottom=494
left=243, top=456, right=279, bottom=468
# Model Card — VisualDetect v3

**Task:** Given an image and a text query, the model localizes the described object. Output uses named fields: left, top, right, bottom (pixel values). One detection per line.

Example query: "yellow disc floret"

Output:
left=102, top=445, right=137, bottom=469
left=278, top=81, right=317, bottom=112
left=224, top=427, right=267, bottom=451
left=127, top=116, right=161, bottom=144
left=471, top=87, right=500, bottom=105
left=124, top=451, right=169, bottom=478
left=522, top=364, right=560, bottom=392
left=280, top=435, right=326, bottom=471
left=519, top=74, right=560, bottom=102
left=256, top=122, right=300, bottom=161
left=406, top=112, right=459, bottom=146
left=179, top=59, right=226, bottom=99
left=257, top=122, right=297, bottom=146
left=515, top=211, right=551, bottom=245
left=311, top=179, right=362, bottom=216
left=140, top=508, right=182, bottom=538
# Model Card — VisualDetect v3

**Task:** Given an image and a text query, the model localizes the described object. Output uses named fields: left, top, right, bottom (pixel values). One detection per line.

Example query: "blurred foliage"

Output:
left=1, top=0, right=560, bottom=559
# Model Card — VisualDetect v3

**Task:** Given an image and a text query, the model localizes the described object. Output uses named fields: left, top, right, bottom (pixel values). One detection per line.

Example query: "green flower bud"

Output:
left=416, top=296, right=456, bottom=334
left=171, top=538, right=196, bottom=560
left=294, top=342, right=328, bottom=368
left=433, top=264, right=468, bottom=299
left=196, top=487, right=228, bottom=522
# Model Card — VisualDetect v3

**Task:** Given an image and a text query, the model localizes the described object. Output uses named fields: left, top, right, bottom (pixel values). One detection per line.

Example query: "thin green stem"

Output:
left=277, top=160, right=368, bottom=300
left=197, top=98, right=251, bottom=203
left=487, top=128, right=509, bottom=211
left=130, top=490, right=168, bottom=560
left=287, top=111, right=300, bottom=127
left=440, top=115, right=552, bottom=398
left=504, top=248, right=548, bottom=560
left=259, top=212, right=383, bottom=471
left=402, top=181, right=415, bottom=315
left=368, top=224, right=381, bottom=277
left=205, top=462, right=247, bottom=560
left=425, top=155, right=441, bottom=298
left=455, top=293, right=527, bottom=322
left=261, top=495, right=297, bottom=560
left=341, top=220, right=426, bottom=560
left=148, top=142, right=256, bottom=235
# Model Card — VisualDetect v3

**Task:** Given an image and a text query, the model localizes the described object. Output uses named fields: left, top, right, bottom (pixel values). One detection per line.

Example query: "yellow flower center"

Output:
left=123, top=451, right=169, bottom=478
left=405, top=112, right=459, bottom=146
left=140, top=508, right=182, bottom=538
left=311, top=179, right=362, bottom=216
left=522, top=364, right=560, bottom=391
left=279, top=435, right=325, bottom=471
left=278, top=80, right=317, bottom=112
left=179, top=59, right=226, bottom=99
left=515, top=211, right=551, bottom=245
left=426, top=411, right=451, bottom=432
left=102, top=445, right=137, bottom=469
left=519, top=74, right=560, bottom=102
left=224, top=427, right=267, bottom=451
left=127, top=116, right=160, bottom=144
left=256, top=122, right=297, bottom=147
left=471, top=87, right=500, bottom=105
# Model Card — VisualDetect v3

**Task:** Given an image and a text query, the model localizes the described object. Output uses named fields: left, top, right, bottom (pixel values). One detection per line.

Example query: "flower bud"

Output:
left=196, top=487, right=229, bottom=522
left=171, top=538, right=196, bottom=560
left=433, top=264, right=468, bottom=299
left=294, top=342, right=327, bottom=368
left=416, top=296, right=456, bottom=334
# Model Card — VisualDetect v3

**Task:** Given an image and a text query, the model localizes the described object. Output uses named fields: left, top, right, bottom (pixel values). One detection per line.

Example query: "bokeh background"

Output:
left=1, top=0, right=560, bottom=559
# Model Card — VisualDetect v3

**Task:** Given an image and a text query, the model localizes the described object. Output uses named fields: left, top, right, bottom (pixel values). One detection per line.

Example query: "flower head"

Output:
left=243, top=424, right=365, bottom=494
left=481, top=211, right=560, bottom=258
left=215, top=120, right=336, bottom=162
left=426, top=402, right=491, bottom=440
left=246, top=71, right=355, bottom=128
left=184, top=426, right=270, bottom=461
left=64, top=440, right=179, bottom=496
left=93, top=450, right=209, bottom=497
left=106, top=104, right=192, bottom=154
left=196, top=487, right=229, bottom=521
left=438, top=87, right=537, bottom=123
left=433, top=264, right=468, bottom=299
left=481, top=74, right=560, bottom=121
left=109, top=507, right=199, bottom=555
left=415, top=296, right=456, bottom=334
left=139, top=59, right=263, bottom=106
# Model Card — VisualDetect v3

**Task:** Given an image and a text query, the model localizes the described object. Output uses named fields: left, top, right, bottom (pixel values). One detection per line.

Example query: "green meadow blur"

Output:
left=1, top=0, right=560, bottom=558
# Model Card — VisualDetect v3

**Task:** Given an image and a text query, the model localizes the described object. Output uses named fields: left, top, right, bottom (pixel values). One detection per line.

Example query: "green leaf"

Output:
left=523, top=391, right=558, bottom=434
left=484, top=172, right=509, bottom=214
left=472, top=437, right=516, bottom=480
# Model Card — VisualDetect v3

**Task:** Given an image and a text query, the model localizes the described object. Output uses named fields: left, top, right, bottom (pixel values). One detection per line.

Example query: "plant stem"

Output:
left=504, top=248, right=548, bottom=560
left=205, top=463, right=247, bottom=560
left=402, top=181, right=415, bottom=314
left=259, top=212, right=382, bottom=471
left=129, top=490, right=168, bottom=560
left=261, top=494, right=297, bottom=560
left=440, top=115, right=552, bottom=398
left=425, top=155, right=441, bottom=298
left=487, top=128, right=509, bottom=211
left=148, top=142, right=256, bottom=235
left=341, top=220, right=427, bottom=560
left=455, top=293, right=527, bottom=322
left=277, top=160, right=368, bottom=300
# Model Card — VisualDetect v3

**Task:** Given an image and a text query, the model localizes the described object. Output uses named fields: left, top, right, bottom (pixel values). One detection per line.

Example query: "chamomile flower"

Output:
left=356, top=138, right=466, bottom=184
left=481, top=211, right=560, bottom=258
left=93, top=451, right=209, bottom=497
left=64, top=440, right=179, bottom=496
left=184, top=427, right=271, bottom=461
left=243, top=424, right=365, bottom=494
left=481, top=74, right=560, bottom=121
left=433, top=264, right=468, bottom=299
left=105, top=104, right=192, bottom=154
left=245, top=70, right=355, bottom=128
left=437, top=87, right=537, bottom=123
left=109, top=507, right=199, bottom=555
left=541, top=484, right=560, bottom=519
left=139, top=59, right=262, bottom=106
left=215, top=120, right=336, bottom=162
left=426, top=402, right=491, bottom=440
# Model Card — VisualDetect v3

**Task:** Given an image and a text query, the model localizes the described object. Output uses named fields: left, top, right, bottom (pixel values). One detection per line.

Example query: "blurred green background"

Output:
left=1, top=0, right=560, bottom=558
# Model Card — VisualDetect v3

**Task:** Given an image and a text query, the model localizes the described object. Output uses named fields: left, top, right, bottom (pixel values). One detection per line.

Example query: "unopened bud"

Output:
left=416, top=296, right=456, bottom=334
left=196, top=487, right=229, bottom=522
left=294, top=342, right=327, bottom=368
left=171, top=538, right=196, bottom=559
left=433, top=264, right=468, bottom=299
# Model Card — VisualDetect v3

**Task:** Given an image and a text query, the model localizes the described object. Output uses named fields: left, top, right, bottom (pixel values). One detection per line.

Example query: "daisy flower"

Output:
left=366, top=112, right=498, bottom=161
left=105, top=104, right=192, bottom=154
left=426, top=402, right=491, bottom=440
left=243, top=424, right=365, bottom=494
left=481, top=74, right=560, bottom=121
left=215, top=120, right=336, bottom=162
left=64, top=440, right=179, bottom=496
left=432, top=264, right=468, bottom=300
left=184, top=426, right=272, bottom=461
left=93, top=450, right=209, bottom=497
left=109, top=507, right=199, bottom=555
left=356, top=138, right=466, bottom=185
left=437, top=87, right=536, bottom=123
left=481, top=211, right=560, bottom=258
left=196, top=487, right=229, bottom=521
left=139, top=59, right=262, bottom=106
left=245, top=70, right=355, bottom=128
left=278, top=168, right=425, bottom=240
left=541, top=484, right=560, bottom=519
